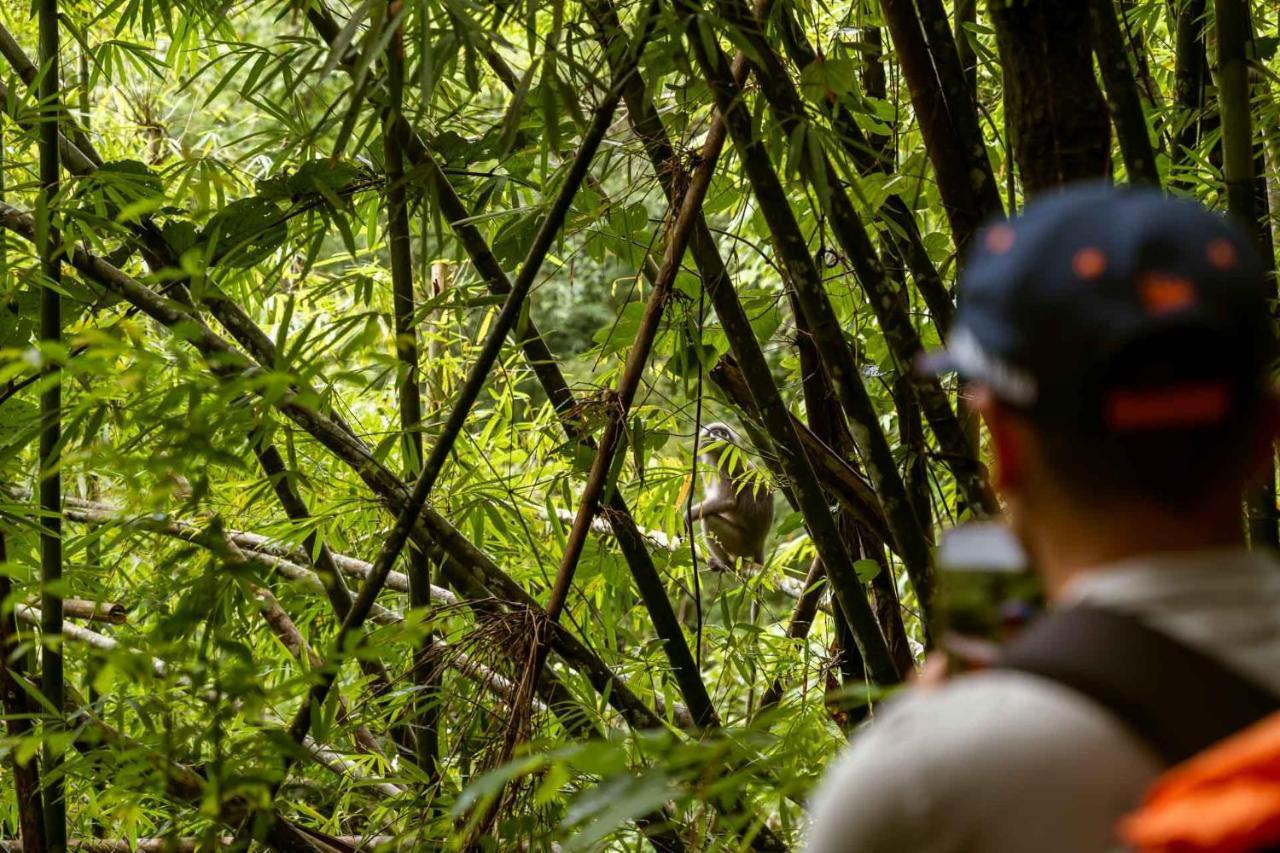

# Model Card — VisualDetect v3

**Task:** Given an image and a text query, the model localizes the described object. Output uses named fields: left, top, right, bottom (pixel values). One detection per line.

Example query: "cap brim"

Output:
left=914, top=328, right=1039, bottom=406
left=916, top=348, right=960, bottom=378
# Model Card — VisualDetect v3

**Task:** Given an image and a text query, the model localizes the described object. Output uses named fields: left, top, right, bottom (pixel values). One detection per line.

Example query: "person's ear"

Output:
left=970, top=385, right=1024, bottom=492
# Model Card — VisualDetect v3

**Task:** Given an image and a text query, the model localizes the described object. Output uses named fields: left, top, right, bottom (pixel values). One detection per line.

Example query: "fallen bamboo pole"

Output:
left=0, top=836, right=400, bottom=852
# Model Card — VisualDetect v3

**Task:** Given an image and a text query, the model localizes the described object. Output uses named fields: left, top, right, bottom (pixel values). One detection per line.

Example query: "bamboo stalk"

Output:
left=535, top=61, right=726, bottom=728
left=772, top=7, right=954, bottom=335
left=0, top=838, right=398, bottom=852
left=1090, top=0, right=1160, bottom=185
left=58, top=598, right=126, bottom=625
left=756, top=298, right=918, bottom=711
left=715, top=0, right=994, bottom=523
left=1217, top=0, right=1258, bottom=239
left=586, top=0, right=899, bottom=691
left=382, top=0, right=437, bottom=778
left=0, top=531, right=47, bottom=852
left=878, top=0, right=1002, bottom=250
left=0, top=199, right=669, bottom=737
left=468, top=20, right=716, bottom=736
left=1216, top=0, right=1278, bottom=550
left=1171, top=0, right=1209, bottom=188
left=989, top=0, right=1111, bottom=193
left=36, top=0, right=67, bottom=844
left=674, top=0, right=916, bottom=677
left=798, top=298, right=917, bottom=663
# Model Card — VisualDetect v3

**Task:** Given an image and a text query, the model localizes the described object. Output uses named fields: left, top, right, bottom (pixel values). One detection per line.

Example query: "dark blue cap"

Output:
left=925, top=183, right=1273, bottom=429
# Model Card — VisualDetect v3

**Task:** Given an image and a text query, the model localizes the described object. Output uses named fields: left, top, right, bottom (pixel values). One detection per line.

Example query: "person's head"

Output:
left=929, top=184, right=1277, bottom=590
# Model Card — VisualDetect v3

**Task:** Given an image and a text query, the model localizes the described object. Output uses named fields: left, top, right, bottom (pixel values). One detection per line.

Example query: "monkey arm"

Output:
left=686, top=495, right=737, bottom=522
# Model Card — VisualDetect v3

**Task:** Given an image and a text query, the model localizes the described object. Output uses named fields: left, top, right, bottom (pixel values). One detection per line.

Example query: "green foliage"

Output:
left=0, top=0, right=1271, bottom=848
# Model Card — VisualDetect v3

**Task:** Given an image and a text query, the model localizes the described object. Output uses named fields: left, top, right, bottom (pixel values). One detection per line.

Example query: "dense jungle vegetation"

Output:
left=0, top=0, right=1275, bottom=848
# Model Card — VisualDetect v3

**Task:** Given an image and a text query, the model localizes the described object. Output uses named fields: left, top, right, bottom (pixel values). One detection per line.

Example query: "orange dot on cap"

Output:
left=1139, top=271, right=1197, bottom=314
left=1072, top=247, right=1107, bottom=280
left=1206, top=238, right=1238, bottom=270
left=985, top=225, right=1015, bottom=255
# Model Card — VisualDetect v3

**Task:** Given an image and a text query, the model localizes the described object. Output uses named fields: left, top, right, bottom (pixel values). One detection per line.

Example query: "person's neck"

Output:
left=1023, top=501, right=1246, bottom=601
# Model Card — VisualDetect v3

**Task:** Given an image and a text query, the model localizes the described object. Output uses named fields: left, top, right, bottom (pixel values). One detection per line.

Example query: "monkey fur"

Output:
left=686, top=422, right=775, bottom=570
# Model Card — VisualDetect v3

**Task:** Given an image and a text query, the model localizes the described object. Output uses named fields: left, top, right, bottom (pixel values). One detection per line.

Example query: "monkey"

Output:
left=685, top=422, right=775, bottom=571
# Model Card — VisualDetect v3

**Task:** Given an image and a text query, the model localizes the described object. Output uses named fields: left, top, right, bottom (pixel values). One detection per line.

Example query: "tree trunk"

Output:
left=1171, top=0, right=1210, bottom=187
left=989, top=0, right=1111, bottom=194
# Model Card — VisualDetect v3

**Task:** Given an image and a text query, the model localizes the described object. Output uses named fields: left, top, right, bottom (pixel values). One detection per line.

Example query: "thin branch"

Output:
left=535, top=21, right=722, bottom=730
left=472, top=22, right=716, bottom=729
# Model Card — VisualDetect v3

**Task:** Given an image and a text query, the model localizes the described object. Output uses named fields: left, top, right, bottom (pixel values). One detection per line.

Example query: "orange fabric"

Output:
left=1120, top=711, right=1280, bottom=852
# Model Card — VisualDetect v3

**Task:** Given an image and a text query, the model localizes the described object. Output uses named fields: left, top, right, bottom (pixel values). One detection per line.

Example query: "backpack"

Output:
left=997, top=605, right=1280, bottom=852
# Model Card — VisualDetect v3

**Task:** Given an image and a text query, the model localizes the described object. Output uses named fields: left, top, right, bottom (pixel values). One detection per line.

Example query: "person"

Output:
left=805, top=184, right=1280, bottom=853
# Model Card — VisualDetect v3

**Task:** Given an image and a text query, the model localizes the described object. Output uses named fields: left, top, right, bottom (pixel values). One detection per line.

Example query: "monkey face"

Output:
left=698, top=422, right=739, bottom=466
left=699, top=422, right=737, bottom=444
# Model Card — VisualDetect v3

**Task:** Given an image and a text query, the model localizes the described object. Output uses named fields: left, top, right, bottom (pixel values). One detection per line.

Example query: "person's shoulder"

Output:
left=855, top=668, right=1157, bottom=769
left=805, top=670, right=1163, bottom=853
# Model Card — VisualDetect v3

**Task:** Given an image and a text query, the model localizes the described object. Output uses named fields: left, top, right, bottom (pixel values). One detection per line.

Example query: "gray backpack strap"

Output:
left=996, top=605, right=1280, bottom=765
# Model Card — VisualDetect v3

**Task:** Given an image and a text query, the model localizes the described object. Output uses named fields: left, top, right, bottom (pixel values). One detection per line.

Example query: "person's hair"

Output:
left=1025, top=330, right=1267, bottom=511
left=1030, top=416, right=1258, bottom=511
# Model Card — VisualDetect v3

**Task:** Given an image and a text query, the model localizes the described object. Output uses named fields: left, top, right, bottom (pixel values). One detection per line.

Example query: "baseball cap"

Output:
left=923, top=183, right=1275, bottom=431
